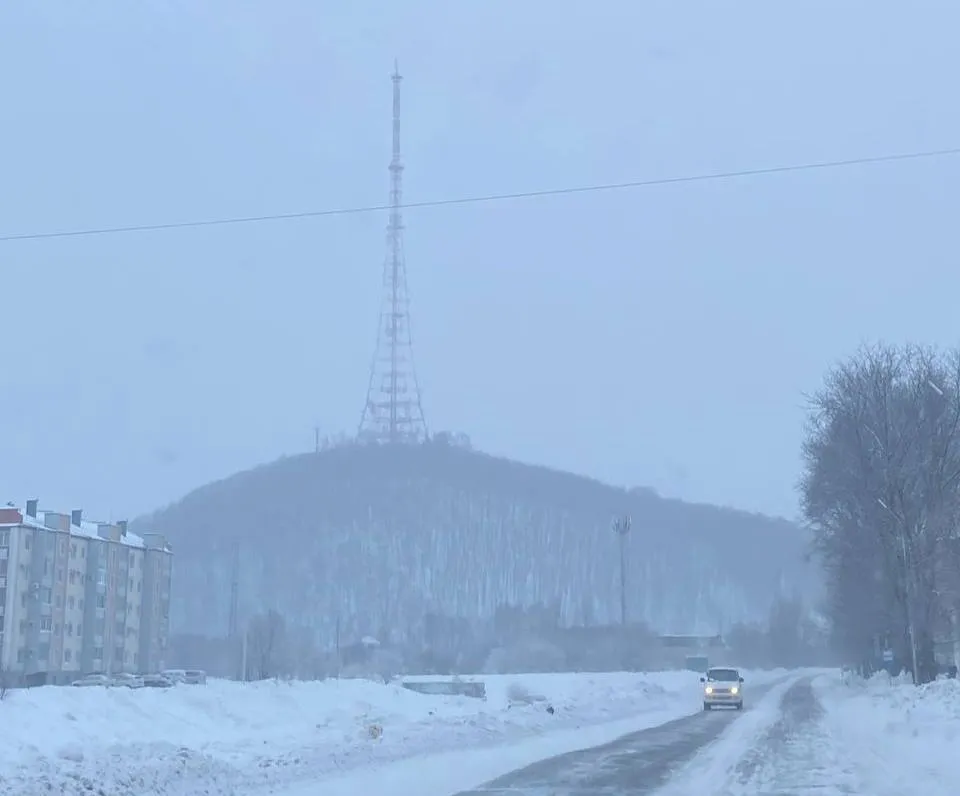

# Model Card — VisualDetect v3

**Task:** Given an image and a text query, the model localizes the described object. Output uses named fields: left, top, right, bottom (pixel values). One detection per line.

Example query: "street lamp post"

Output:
left=878, top=497, right=920, bottom=683
left=612, top=515, right=632, bottom=626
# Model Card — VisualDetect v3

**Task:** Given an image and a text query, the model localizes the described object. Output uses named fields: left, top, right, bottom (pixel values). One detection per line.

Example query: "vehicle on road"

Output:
left=700, top=666, right=744, bottom=710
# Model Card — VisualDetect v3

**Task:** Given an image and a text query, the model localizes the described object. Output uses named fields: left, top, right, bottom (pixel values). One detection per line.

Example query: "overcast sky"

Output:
left=1, top=0, right=958, bottom=523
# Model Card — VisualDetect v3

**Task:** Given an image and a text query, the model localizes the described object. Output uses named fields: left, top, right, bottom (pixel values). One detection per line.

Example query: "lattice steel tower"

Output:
left=358, top=61, right=428, bottom=444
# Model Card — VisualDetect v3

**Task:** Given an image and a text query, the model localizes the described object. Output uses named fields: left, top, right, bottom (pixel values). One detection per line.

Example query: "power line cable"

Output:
left=2, top=145, right=958, bottom=244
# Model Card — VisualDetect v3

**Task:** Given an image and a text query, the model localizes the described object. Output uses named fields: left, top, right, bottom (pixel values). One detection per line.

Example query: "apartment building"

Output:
left=0, top=500, right=173, bottom=685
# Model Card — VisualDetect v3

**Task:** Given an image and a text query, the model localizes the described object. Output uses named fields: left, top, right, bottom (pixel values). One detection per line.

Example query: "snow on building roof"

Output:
left=75, top=519, right=146, bottom=549
left=1, top=502, right=159, bottom=551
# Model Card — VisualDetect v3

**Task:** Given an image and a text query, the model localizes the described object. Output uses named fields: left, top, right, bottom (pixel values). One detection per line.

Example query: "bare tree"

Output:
left=800, top=343, right=960, bottom=683
left=247, top=609, right=287, bottom=680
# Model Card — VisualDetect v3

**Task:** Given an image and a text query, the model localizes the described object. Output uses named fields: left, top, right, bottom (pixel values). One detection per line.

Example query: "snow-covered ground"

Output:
left=0, top=669, right=788, bottom=796
left=653, top=674, right=804, bottom=796
left=656, top=670, right=960, bottom=796
left=812, top=671, right=960, bottom=796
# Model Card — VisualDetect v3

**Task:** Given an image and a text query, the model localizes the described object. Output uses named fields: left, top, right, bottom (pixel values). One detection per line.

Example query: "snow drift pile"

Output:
left=815, top=671, right=960, bottom=795
left=0, top=669, right=786, bottom=795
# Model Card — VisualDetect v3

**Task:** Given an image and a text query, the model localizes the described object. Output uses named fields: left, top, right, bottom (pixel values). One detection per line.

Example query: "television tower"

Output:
left=358, top=61, right=428, bottom=444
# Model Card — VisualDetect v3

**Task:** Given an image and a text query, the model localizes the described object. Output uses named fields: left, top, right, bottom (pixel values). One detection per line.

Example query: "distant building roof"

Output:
left=0, top=502, right=167, bottom=552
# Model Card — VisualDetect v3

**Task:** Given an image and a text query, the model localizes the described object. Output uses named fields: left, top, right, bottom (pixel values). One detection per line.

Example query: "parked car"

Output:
left=140, top=673, right=174, bottom=688
left=111, top=673, right=144, bottom=689
left=72, top=674, right=112, bottom=687
left=161, top=668, right=207, bottom=684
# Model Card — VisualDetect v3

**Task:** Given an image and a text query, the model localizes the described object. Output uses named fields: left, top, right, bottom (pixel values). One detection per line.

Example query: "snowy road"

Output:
left=451, top=680, right=788, bottom=795
left=20, top=668, right=958, bottom=795
left=458, top=673, right=960, bottom=796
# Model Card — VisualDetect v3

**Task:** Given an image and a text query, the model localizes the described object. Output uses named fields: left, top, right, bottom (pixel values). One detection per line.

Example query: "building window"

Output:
left=57, top=568, right=64, bottom=582
left=96, top=595, right=105, bottom=608
left=40, top=587, right=52, bottom=605
left=67, top=623, right=73, bottom=636
left=77, top=623, right=83, bottom=636
left=92, top=646, right=103, bottom=660
left=71, top=543, right=77, bottom=558
left=79, top=599, right=84, bottom=610
left=40, top=616, right=52, bottom=632
left=17, top=649, right=25, bottom=663
left=64, top=649, right=72, bottom=662
left=60, top=539, right=67, bottom=555
left=68, top=596, right=75, bottom=609
left=0, top=530, right=8, bottom=546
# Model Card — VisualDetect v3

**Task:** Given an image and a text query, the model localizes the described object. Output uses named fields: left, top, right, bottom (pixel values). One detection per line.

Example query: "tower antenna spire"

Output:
left=358, top=60, right=428, bottom=445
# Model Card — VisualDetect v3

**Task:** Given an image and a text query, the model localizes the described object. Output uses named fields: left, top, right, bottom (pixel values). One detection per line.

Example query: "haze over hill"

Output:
left=134, top=441, right=819, bottom=642
left=5, top=3, right=959, bottom=523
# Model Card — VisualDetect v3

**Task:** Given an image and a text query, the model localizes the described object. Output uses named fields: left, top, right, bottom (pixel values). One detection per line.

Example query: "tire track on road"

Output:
left=452, top=681, right=785, bottom=796
left=728, top=678, right=860, bottom=796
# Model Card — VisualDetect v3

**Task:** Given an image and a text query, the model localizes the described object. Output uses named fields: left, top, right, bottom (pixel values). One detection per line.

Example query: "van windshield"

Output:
left=706, top=668, right=739, bottom=682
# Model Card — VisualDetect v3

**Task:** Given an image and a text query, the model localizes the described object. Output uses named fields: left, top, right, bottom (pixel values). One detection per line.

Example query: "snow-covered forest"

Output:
left=135, top=442, right=818, bottom=646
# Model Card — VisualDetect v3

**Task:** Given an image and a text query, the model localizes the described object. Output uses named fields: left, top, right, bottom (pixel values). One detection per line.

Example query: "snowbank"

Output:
left=815, top=671, right=960, bottom=795
left=649, top=674, right=801, bottom=796
left=0, top=669, right=788, bottom=796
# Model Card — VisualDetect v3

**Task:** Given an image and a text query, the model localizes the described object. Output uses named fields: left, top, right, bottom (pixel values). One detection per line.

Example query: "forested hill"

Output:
left=133, top=441, right=819, bottom=642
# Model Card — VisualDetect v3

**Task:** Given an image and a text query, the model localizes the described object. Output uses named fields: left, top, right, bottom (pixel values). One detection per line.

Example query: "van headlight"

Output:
left=730, top=687, right=739, bottom=695
left=704, top=686, right=713, bottom=694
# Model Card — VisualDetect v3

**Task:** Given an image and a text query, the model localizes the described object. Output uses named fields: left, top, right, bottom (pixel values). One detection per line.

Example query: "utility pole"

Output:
left=228, top=539, right=240, bottom=679
left=335, top=613, right=342, bottom=679
left=900, top=527, right=920, bottom=683
left=878, top=498, right=920, bottom=682
left=315, top=426, right=321, bottom=454
left=612, top=515, right=632, bottom=626
left=241, top=628, right=248, bottom=683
